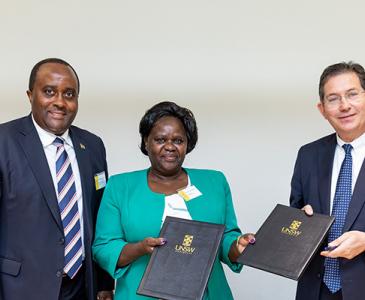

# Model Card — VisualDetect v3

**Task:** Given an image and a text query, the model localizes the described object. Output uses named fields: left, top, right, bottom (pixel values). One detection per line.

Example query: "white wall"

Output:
left=1, top=1, right=364, bottom=299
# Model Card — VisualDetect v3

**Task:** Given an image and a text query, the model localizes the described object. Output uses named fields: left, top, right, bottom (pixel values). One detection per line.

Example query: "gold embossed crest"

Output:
left=289, top=220, right=302, bottom=231
left=182, top=235, right=194, bottom=247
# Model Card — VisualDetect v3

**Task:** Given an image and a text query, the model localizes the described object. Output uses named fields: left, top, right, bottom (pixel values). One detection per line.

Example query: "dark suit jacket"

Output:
left=290, top=133, right=365, bottom=300
left=0, top=115, right=114, bottom=300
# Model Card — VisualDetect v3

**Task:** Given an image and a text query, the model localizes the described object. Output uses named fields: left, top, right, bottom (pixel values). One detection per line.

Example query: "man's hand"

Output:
left=321, top=231, right=365, bottom=259
left=97, top=290, right=113, bottom=300
left=301, top=204, right=313, bottom=216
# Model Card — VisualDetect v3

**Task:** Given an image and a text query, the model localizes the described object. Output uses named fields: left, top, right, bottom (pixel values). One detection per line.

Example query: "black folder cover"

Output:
left=237, top=204, right=334, bottom=280
left=137, top=217, right=225, bottom=300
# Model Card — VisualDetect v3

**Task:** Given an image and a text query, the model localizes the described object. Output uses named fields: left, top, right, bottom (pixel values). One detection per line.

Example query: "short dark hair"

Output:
left=28, top=58, right=80, bottom=93
left=319, top=61, right=365, bottom=101
left=139, top=101, right=198, bottom=155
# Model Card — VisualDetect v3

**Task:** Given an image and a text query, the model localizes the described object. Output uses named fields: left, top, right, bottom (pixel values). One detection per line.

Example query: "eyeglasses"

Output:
left=324, top=90, right=365, bottom=108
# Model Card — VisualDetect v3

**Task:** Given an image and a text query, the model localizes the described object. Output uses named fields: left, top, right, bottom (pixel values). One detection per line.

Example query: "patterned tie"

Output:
left=323, top=143, right=353, bottom=293
left=54, top=137, right=83, bottom=279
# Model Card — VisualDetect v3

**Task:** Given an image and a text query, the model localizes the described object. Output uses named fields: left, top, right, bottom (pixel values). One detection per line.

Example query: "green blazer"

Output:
left=93, top=168, right=242, bottom=300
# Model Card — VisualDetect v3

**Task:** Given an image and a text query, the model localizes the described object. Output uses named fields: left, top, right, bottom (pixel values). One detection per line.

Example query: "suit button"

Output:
left=59, top=238, right=65, bottom=245
left=317, top=273, right=321, bottom=278
left=56, top=271, right=62, bottom=277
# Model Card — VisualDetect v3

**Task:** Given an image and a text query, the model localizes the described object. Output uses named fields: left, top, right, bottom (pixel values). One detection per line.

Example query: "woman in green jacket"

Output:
left=93, top=101, right=254, bottom=299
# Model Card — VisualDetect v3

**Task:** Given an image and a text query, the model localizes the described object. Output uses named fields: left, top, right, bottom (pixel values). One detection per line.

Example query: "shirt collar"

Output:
left=336, top=132, right=365, bottom=150
left=31, top=114, right=73, bottom=148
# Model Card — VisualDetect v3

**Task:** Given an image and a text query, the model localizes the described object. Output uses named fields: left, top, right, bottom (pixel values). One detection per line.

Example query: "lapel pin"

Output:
left=80, top=143, right=86, bottom=149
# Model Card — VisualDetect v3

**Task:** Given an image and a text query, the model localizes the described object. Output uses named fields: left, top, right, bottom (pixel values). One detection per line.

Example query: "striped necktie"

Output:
left=323, top=144, right=353, bottom=293
left=53, top=137, right=83, bottom=279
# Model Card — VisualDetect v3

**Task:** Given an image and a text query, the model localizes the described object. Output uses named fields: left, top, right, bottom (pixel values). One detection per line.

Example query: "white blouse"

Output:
left=161, top=176, right=192, bottom=224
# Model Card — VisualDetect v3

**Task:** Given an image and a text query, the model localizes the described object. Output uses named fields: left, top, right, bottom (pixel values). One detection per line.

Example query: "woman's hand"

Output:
left=228, top=233, right=255, bottom=263
left=139, top=237, right=167, bottom=254
left=117, top=237, right=167, bottom=267
left=236, top=233, right=256, bottom=253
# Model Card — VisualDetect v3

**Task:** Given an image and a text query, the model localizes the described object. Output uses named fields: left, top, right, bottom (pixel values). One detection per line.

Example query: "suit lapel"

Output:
left=70, top=128, right=93, bottom=240
left=344, top=158, right=365, bottom=232
left=17, top=116, right=63, bottom=231
left=318, top=135, right=337, bottom=215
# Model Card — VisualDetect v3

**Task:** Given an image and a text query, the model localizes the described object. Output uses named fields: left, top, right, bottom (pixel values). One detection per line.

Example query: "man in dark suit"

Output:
left=290, top=62, right=365, bottom=300
left=0, top=58, right=114, bottom=299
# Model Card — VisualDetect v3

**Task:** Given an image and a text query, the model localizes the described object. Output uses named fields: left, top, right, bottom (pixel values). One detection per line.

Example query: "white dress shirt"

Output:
left=32, top=115, right=85, bottom=258
left=330, top=132, right=365, bottom=213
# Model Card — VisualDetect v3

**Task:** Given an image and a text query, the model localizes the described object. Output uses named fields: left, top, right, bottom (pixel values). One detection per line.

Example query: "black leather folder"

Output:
left=237, top=204, right=334, bottom=280
left=137, top=216, right=225, bottom=300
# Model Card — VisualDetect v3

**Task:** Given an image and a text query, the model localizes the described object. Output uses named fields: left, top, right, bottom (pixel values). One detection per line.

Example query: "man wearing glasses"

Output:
left=290, top=62, right=365, bottom=300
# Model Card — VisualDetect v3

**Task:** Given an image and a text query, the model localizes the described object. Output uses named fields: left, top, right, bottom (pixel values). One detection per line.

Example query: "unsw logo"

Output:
left=281, top=220, right=302, bottom=237
left=175, top=235, right=196, bottom=254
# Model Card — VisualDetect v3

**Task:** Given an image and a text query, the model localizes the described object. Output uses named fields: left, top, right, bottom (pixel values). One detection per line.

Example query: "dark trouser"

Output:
left=320, top=283, right=342, bottom=300
left=59, top=266, right=87, bottom=300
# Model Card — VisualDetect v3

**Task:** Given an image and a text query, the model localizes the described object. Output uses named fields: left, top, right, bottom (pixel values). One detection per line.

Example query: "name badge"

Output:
left=94, top=171, right=106, bottom=190
left=178, top=185, right=202, bottom=201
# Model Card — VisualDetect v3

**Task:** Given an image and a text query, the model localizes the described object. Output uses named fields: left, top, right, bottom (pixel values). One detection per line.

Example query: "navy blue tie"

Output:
left=323, top=144, right=353, bottom=293
left=54, top=138, right=82, bottom=279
